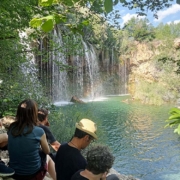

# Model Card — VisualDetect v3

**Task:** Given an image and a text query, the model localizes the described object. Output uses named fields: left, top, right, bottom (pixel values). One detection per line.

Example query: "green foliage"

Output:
left=165, top=108, right=180, bottom=134
left=121, top=0, right=174, bottom=18
left=104, top=0, right=113, bottom=13
left=39, top=0, right=54, bottom=6
left=49, top=103, right=103, bottom=142
left=127, top=48, right=180, bottom=106
left=28, top=0, right=175, bottom=33
left=133, top=80, right=169, bottom=106
left=0, top=0, right=39, bottom=39
left=30, top=14, right=67, bottom=33
left=123, top=18, right=155, bottom=42
left=155, top=22, right=180, bottom=40
left=0, top=0, right=52, bottom=117
left=154, top=23, right=180, bottom=74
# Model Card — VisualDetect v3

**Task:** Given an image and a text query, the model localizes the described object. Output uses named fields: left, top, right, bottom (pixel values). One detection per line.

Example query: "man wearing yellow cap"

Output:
left=55, top=119, right=97, bottom=180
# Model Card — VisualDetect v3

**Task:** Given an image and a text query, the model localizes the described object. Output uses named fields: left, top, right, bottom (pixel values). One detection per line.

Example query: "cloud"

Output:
left=121, top=13, right=145, bottom=27
left=174, top=20, right=180, bottom=24
left=167, top=20, right=180, bottom=24
left=154, top=4, right=180, bottom=22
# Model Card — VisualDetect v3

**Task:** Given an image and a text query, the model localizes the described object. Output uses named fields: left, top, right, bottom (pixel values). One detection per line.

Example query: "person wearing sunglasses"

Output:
left=55, top=119, right=97, bottom=180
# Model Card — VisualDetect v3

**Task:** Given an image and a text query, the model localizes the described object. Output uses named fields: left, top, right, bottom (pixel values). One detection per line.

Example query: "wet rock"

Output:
left=70, top=96, right=85, bottom=103
left=108, top=168, right=139, bottom=180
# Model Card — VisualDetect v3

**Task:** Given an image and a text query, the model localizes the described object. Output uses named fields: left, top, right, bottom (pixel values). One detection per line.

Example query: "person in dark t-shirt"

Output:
left=71, top=145, right=118, bottom=180
left=55, top=119, right=97, bottom=180
left=38, top=108, right=61, bottom=161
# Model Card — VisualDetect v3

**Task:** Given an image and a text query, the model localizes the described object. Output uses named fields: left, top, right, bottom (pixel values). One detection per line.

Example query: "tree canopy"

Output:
left=29, top=0, right=179, bottom=33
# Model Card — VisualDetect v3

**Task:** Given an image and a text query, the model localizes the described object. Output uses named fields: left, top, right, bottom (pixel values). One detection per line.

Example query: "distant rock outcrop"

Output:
left=174, top=38, right=180, bottom=49
left=121, top=40, right=180, bottom=105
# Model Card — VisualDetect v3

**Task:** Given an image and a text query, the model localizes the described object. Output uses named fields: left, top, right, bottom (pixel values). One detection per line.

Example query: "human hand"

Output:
left=45, top=120, right=50, bottom=126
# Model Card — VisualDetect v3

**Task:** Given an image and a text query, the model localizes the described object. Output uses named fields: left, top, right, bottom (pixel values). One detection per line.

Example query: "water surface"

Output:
left=56, top=96, right=180, bottom=180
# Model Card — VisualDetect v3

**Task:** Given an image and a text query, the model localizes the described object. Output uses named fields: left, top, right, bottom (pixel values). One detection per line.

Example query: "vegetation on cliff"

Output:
left=119, top=19, right=180, bottom=105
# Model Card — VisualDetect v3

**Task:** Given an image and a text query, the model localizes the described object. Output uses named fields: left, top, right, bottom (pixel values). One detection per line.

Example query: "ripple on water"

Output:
left=57, top=96, right=180, bottom=180
left=93, top=97, right=180, bottom=180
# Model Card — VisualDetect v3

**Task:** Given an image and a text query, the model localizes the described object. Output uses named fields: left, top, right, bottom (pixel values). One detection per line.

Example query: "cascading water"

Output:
left=36, top=28, right=129, bottom=103
left=38, top=27, right=103, bottom=102
left=118, top=59, right=128, bottom=95
left=51, top=28, right=69, bottom=101
left=19, top=31, right=44, bottom=99
left=82, top=41, right=103, bottom=99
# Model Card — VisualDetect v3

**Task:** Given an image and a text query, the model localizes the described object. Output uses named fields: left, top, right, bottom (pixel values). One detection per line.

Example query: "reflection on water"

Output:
left=56, top=96, right=180, bottom=180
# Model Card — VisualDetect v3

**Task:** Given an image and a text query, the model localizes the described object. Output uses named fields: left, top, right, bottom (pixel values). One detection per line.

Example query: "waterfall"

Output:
left=82, top=41, right=102, bottom=99
left=124, top=59, right=127, bottom=94
left=51, top=28, right=69, bottom=101
left=37, top=27, right=103, bottom=102
left=36, top=27, right=129, bottom=102
left=19, top=31, right=44, bottom=99
left=118, top=59, right=128, bottom=95
left=72, top=53, right=84, bottom=98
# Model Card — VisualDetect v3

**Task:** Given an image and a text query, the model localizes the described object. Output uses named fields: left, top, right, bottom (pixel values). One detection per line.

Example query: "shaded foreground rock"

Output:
left=0, top=116, right=15, bottom=130
left=108, top=168, right=139, bottom=180
left=0, top=150, right=139, bottom=180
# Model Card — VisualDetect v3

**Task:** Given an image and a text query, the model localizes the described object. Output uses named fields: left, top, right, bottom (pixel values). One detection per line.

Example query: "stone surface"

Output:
left=0, top=116, right=15, bottom=130
left=70, top=96, right=85, bottom=103
left=108, top=168, right=139, bottom=180
left=174, top=38, right=180, bottom=49
left=121, top=40, right=180, bottom=105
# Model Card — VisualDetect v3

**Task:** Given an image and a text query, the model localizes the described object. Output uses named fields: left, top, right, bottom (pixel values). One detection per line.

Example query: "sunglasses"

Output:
left=88, top=135, right=95, bottom=143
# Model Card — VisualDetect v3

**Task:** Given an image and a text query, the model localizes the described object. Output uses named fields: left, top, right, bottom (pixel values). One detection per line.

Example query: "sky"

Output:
left=114, top=0, right=180, bottom=28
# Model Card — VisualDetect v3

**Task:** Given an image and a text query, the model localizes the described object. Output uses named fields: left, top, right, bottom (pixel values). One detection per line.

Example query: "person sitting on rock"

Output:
left=0, top=120, right=15, bottom=177
left=38, top=108, right=61, bottom=151
left=7, top=99, right=56, bottom=180
left=38, top=108, right=61, bottom=161
left=71, top=145, right=119, bottom=180
left=55, top=118, right=97, bottom=180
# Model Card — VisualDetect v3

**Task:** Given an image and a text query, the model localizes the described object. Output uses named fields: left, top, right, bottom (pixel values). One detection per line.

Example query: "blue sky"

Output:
left=115, top=0, right=180, bottom=27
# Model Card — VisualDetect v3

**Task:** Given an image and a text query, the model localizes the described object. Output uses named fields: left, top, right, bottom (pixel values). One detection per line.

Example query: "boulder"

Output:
left=0, top=116, right=15, bottom=130
left=70, top=96, right=85, bottom=104
left=108, top=168, right=139, bottom=180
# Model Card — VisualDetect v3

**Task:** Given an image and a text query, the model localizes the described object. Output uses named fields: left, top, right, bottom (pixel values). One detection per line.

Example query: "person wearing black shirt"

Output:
left=71, top=145, right=118, bottom=180
left=55, top=119, right=97, bottom=180
left=38, top=108, right=61, bottom=161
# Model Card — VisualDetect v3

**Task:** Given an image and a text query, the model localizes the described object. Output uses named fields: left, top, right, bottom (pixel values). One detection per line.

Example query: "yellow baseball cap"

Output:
left=75, top=119, right=97, bottom=139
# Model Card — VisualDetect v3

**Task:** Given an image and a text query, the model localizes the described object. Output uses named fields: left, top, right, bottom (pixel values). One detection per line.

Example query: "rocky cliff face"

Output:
left=123, top=39, right=180, bottom=105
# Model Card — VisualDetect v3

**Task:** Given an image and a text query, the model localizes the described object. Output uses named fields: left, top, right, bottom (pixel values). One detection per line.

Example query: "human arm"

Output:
left=50, top=141, right=61, bottom=151
left=41, top=125, right=61, bottom=151
left=40, top=133, right=50, bottom=154
left=0, top=133, right=8, bottom=148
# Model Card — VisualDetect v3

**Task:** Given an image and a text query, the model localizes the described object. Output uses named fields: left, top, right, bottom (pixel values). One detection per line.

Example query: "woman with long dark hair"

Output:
left=8, top=99, right=56, bottom=180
